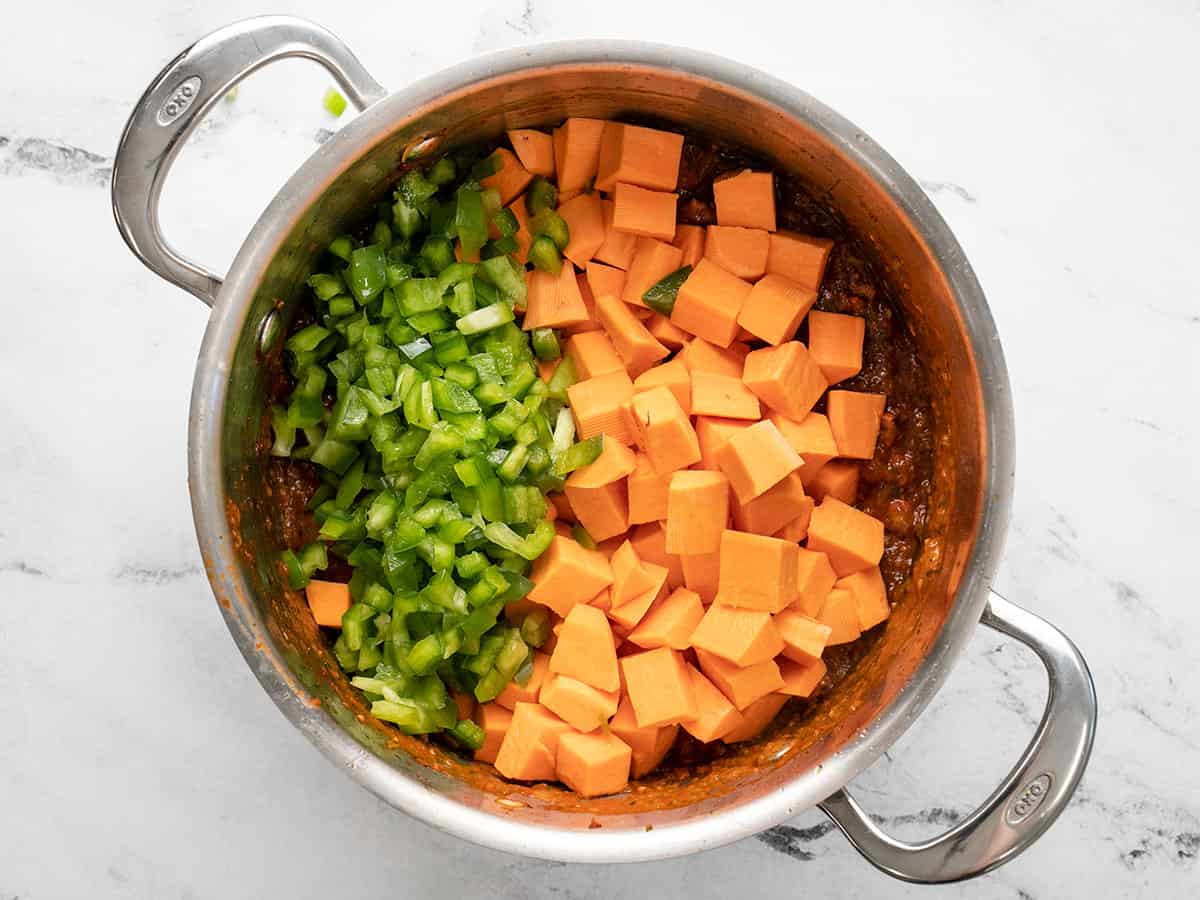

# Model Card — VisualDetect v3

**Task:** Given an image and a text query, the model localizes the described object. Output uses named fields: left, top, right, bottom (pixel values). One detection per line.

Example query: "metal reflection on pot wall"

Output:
left=111, top=15, right=1096, bottom=881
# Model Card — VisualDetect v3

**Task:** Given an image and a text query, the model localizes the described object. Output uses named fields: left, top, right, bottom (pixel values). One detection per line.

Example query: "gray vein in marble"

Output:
left=114, top=564, right=203, bottom=584
left=919, top=179, right=978, bottom=204
left=757, top=807, right=964, bottom=861
left=0, top=135, right=112, bottom=187
left=0, top=560, right=47, bottom=577
left=505, top=0, right=536, bottom=35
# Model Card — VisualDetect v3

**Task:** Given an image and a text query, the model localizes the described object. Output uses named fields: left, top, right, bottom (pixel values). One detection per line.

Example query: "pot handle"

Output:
left=111, top=16, right=385, bottom=307
left=818, top=591, right=1097, bottom=883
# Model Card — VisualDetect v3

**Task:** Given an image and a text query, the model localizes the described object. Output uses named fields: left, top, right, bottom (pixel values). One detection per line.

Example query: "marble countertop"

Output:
left=2, top=1, right=1197, bottom=897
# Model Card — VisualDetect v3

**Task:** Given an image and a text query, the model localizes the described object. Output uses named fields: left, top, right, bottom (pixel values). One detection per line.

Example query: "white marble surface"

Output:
left=2, top=1, right=1197, bottom=896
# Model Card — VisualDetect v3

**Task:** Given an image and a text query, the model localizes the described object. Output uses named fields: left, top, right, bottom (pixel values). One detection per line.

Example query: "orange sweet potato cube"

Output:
left=679, top=337, right=749, bottom=377
left=539, top=673, right=620, bottom=733
left=694, top=648, right=784, bottom=711
left=566, top=330, right=624, bottom=381
left=673, top=223, right=706, bottom=266
left=606, top=563, right=668, bottom=631
left=609, top=539, right=658, bottom=608
left=558, top=191, right=606, bottom=267
left=807, top=310, right=865, bottom=384
left=712, top=169, right=776, bottom=231
left=670, top=259, right=753, bottom=347
left=609, top=696, right=678, bottom=777
left=564, top=438, right=635, bottom=542
left=627, top=386, right=701, bottom=474
left=827, top=390, right=887, bottom=460
left=774, top=609, right=832, bottom=664
left=528, top=535, right=614, bottom=617
left=704, top=225, right=770, bottom=280
left=595, top=293, right=669, bottom=375
left=523, top=263, right=590, bottom=330
left=473, top=701, right=513, bottom=764
left=807, top=460, right=860, bottom=504
left=737, top=273, right=818, bottom=346
left=496, top=650, right=551, bottom=709
left=553, top=117, right=606, bottom=193
left=791, top=548, right=838, bottom=617
left=731, top=471, right=808, bottom=536
left=627, top=453, right=672, bottom=525
left=807, top=497, right=884, bottom=576
left=689, top=601, right=784, bottom=666
left=585, top=260, right=627, bottom=304
left=505, top=196, right=533, bottom=265
left=493, top=701, right=571, bottom=781
left=627, top=586, right=705, bottom=650
left=480, top=147, right=533, bottom=206
left=621, top=647, right=698, bottom=727
left=566, top=370, right=636, bottom=445
left=817, top=587, right=862, bottom=644
left=770, top=411, right=839, bottom=486
left=715, top=529, right=799, bottom=612
left=306, top=580, right=351, bottom=627
left=665, top=470, right=730, bottom=554
left=719, top=692, right=789, bottom=742
left=633, top=356, right=691, bottom=413
left=694, top=415, right=753, bottom=471
left=630, top=522, right=685, bottom=589
left=689, top=370, right=761, bottom=420
left=742, top=342, right=828, bottom=421
left=621, top=237, right=684, bottom=308
left=646, top=313, right=691, bottom=350
left=507, top=128, right=555, bottom=176
left=612, top=182, right=678, bottom=241
left=555, top=730, right=632, bottom=797
left=680, top=550, right=721, bottom=604
left=837, top=566, right=890, bottom=631
left=713, top=419, right=803, bottom=503
left=765, top=231, right=833, bottom=291
left=595, top=122, right=685, bottom=192
left=549, top=603, right=620, bottom=691
left=595, top=198, right=639, bottom=270
left=773, top=496, right=816, bottom=542
left=778, top=658, right=828, bottom=698
left=681, top=664, right=742, bottom=743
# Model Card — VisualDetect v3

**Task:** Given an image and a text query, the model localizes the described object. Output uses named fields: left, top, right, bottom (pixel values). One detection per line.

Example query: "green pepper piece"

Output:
left=526, top=176, right=557, bottom=214
left=454, top=186, right=488, bottom=260
left=347, top=245, right=387, bottom=304
left=642, top=265, right=693, bottom=316
left=553, top=434, right=604, bottom=476
left=456, top=302, right=515, bottom=336
left=530, top=209, right=570, bottom=251
left=530, top=327, right=561, bottom=361
left=528, top=235, right=562, bottom=275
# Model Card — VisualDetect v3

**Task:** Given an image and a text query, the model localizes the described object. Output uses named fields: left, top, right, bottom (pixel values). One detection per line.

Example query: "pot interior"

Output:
left=213, top=61, right=986, bottom=831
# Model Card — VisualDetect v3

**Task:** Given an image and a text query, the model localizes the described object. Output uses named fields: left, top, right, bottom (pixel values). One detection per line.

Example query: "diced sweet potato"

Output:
left=540, top=673, right=620, bottom=733
left=694, top=648, right=784, bottom=711
left=807, top=497, right=884, bottom=575
left=549, top=603, right=620, bottom=691
left=837, top=566, right=890, bottom=631
left=453, top=691, right=476, bottom=722
left=609, top=695, right=677, bottom=777
left=633, top=356, right=691, bottom=414
left=765, top=231, right=833, bottom=291
left=731, top=471, right=808, bottom=536
left=673, top=224, right=706, bottom=266
left=736, top=273, right=817, bottom=346
left=678, top=337, right=749, bottom=377
left=607, top=564, right=668, bottom=631
left=570, top=433, right=637, bottom=486
left=589, top=587, right=613, bottom=612
left=646, top=313, right=692, bottom=350
left=566, top=371, right=637, bottom=445
left=774, top=609, right=832, bottom=664
left=564, top=476, right=628, bottom=543
left=528, top=535, right=614, bottom=617
left=612, top=182, right=678, bottom=241
left=689, top=370, right=761, bottom=420
left=627, top=586, right=705, bottom=650
left=610, top=539, right=658, bottom=608
left=496, top=650, right=551, bottom=709
left=742, top=342, right=828, bottom=421
left=553, top=118, right=606, bottom=193
left=712, top=169, right=776, bottom=231
left=719, top=692, right=789, bottom=743
left=770, top=411, right=838, bottom=486
left=621, top=237, right=684, bottom=308
left=595, top=198, right=639, bottom=270
left=494, top=701, right=571, bottom=780
left=555, top=730, right=632, bottom=797
left=627, top=386, right=701, bottom=475
left=621, top=647, right=697, bottom=727
left=694, top=415, right=753, bottom=471
left=507, top=128, right=555, bottom=176
left=670, top=259, right=752, bottom=347
left=566, top=330, right=624, bottom=381
left=817, top=587, right=862, bottom=644
left=713, top=419, right=802, bottom=504
left=595, top=293, right=669, bottom=375
left=524, top=263, right=590, bottom=330
left=595, top=122, right=685, bottom=192
left=689, top=601, right=783, bottom=666
left=807, top=460, right=860, bottom=504
left=506, top=196, right=533, bottom=265
left=558, top=191, right=606, bottom=267
left=680, top=550, right=721, bottom=604
left=715, top=529, right=799, bottom=613
left=791, top=548, right=838, bottom=617
left=778, top=658, right=827, bottom=698
left=665, top=470, right=730, bottom=554
left=473, top=702, right=513, bottom=764
left=480, top=147, right=533, bottom=206
left=585, top=260, right=627, bottom=304
left=772, top=496, right=815, bottom=541
left=704, top=225, right=769, bottom=280
left=681, top=664, right=742, bottom=743
left=627, top=453, right=672, bottom=525
left=807, top=310, right=865, bottom=384
left=630, top=522, right=685, bottom=589
left=306, top=580, right=351, bottom=627
left=827, top=390, right=887, bottom=459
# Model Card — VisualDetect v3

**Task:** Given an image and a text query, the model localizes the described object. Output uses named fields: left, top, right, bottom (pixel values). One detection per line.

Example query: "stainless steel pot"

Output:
left=112, top=17, right=1096, bottom=882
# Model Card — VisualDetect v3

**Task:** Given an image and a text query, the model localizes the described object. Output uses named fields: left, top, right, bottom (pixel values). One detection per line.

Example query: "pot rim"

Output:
left=188, top=39, right=1015, bottom=862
